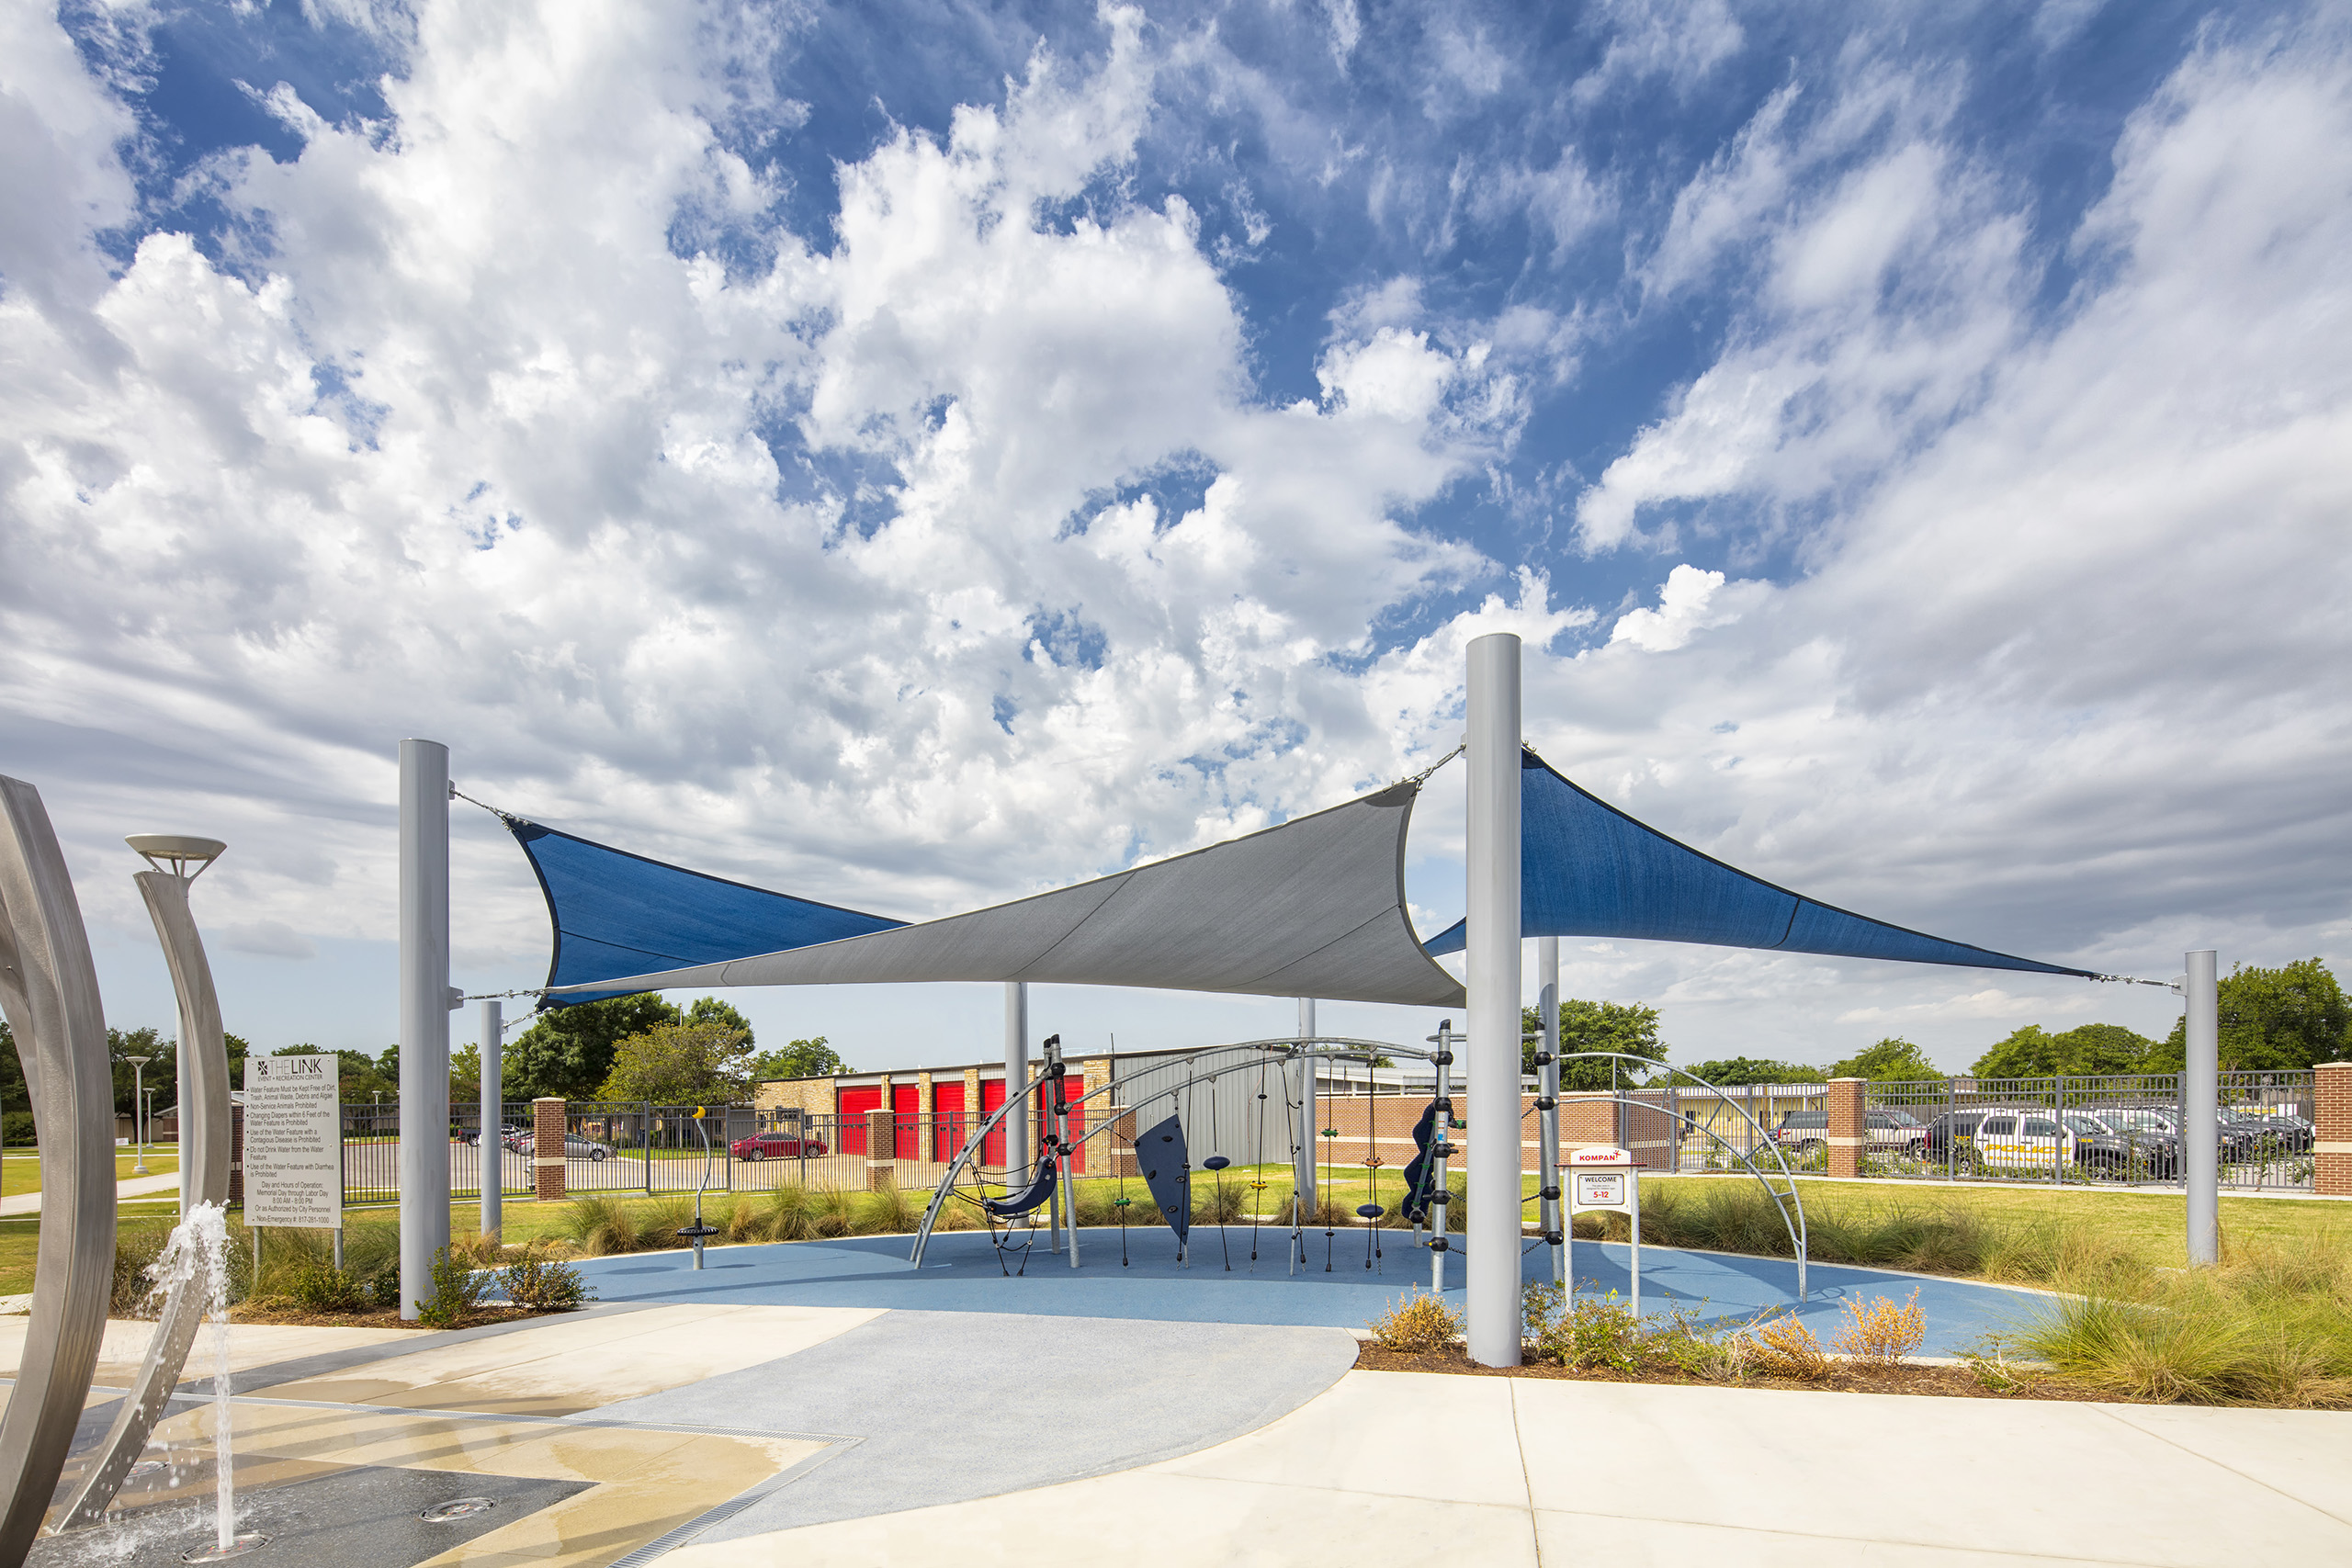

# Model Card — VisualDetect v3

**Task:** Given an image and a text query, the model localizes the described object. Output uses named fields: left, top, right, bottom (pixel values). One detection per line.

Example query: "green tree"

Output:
left=504, top=994, right=681, bottom=1100
left=1521, top=999, right=1668, bottom=1089
left=594, top=1021, right=754, bottom=1104
left=1828, top=1037, right=1942, bottom=1081
left=1680, top=1057, right=1826, bottom=1087
left=749, top=1036, right=849, bottom=1080
left=107, top=1025, right=169, bottom=1116
left=2151, top=957, right=2350, bottom=1072
left=269, top=1043, right=397, bottom=1101
left=684, top=997, right=754, bottom=1046
left=1972, top=1022, right=2154, bottom=1079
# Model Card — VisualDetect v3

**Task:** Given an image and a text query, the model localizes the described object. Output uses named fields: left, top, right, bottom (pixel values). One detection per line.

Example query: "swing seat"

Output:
left=984, top=1153, right=1058, bottom=1219
left=1203, top=1156, right=1230, bottom=1171
left=1356, top=1203, right=1385, bottom=1219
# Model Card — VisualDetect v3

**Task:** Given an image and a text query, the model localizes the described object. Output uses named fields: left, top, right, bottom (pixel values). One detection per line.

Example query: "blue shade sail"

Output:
left=507, top=818, right=906, bottom=1007
left=1422, top=751, right=2097, bottom=978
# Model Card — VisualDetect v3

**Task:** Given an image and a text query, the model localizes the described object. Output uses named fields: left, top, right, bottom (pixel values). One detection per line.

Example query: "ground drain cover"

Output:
left=178, top=1534, right=269, bottom=1562
left=420, top=1498, right=497, bottom=1522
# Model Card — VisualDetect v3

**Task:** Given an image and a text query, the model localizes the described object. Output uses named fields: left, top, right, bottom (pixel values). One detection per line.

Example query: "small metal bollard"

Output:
left=677, top=1223, right=720, bottom=1269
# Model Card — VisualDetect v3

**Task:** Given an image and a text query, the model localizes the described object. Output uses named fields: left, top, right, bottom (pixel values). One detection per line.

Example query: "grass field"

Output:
left=0, top=1150, right=181, bottom=1199
left=4, top=1174, right=2342, bottom=1300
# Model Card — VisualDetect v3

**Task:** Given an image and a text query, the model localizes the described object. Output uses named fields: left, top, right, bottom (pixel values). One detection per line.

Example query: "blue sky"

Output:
left=6, top=0, right=2346, bottom=1073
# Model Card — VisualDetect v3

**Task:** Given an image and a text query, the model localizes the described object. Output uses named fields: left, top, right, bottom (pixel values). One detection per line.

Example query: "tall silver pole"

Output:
left=398, top=739, right=453, bottom=1320
left=1537, top=936, right=1563, bottom=1285
left=1464, top=631, right=1523, bottom=1367
left=480, top=998, right=503, bottom=1244
left=1296, top=998, right=1317, bottom=1222
left=1004, top=981, right=1029, bottom=1185
left=2184, top=949, right=2219, bottom=1266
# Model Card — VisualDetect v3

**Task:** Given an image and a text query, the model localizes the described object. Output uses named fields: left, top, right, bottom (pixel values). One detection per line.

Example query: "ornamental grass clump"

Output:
left=2015, top=1238, right=2352, bottom=1408
left=1367, top=1290, right=1464, bottom=1354
left=561, top=1195, right=643, bottom=1256
left=862, top=1180, right=922, bottom=1235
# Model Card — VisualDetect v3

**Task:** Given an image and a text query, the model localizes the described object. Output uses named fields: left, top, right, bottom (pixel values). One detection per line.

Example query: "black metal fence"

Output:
left=1863, top=1072, right=2315, bottom=1191
left=336, top=1100, right=537, bottom=1204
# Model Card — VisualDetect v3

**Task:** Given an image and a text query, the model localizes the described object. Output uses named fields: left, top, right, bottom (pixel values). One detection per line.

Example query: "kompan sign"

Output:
left=244, top=1054, right=343, bottom=1229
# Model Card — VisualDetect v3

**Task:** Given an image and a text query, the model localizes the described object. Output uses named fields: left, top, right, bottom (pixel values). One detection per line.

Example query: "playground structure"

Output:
left=908, top=1029, right=1815, bottom=1303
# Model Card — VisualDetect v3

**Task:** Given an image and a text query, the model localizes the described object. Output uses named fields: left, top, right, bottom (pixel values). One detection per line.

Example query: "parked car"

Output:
left=1770, top=1109, right=1928, bottom=1156
left=1921, top=1110, right=1990, bottom=1160
left=729, top=1131, right=830, bottom=1161
left=459, top=1123, right=528, bottom=1148
left=510, top=1132, right=614, bottom=1161
left=1967, top=1108, right=2173, bottom=1178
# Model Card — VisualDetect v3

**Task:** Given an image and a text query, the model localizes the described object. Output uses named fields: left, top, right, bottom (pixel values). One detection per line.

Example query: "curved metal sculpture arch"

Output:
left=54, top=853, right=236, bottom=1531
left=0, top=777, right=118, bottom=1564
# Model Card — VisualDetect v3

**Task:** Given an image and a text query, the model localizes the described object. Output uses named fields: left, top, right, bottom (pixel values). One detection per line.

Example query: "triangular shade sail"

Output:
left=1423, top=750, right=2096, bottom=978
left=510, top=819, right=906, bottom=1007
left=539, top=783, right=1466, bottom=1009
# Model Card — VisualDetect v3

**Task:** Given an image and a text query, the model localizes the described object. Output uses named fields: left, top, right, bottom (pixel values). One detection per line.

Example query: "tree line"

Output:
left=1521, top=955, right=2349, bottom=1088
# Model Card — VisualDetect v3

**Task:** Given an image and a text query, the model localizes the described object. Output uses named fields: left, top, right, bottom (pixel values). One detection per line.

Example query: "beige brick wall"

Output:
left=754, top=1077, right=838, bottom=1122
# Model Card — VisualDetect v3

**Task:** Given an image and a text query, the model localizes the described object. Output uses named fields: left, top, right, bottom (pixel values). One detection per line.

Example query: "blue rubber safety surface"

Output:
left=566, top=1227, right=2057, bottom=1357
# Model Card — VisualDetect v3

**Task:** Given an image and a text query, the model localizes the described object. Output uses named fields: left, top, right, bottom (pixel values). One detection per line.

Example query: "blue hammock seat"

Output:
left=984, top=1152, right=1059, bottom=1220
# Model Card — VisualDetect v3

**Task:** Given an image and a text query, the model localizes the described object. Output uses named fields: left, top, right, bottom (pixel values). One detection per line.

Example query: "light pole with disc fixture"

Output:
left=122, top=1055, right=153, bottom=1175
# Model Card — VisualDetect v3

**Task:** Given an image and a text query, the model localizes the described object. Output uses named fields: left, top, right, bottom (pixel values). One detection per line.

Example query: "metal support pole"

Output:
left=480, top=998, right=503, bottom=1244
left=1296, top=998, right=1317, bottom=1223
left=398, top=739, right=454, bottom=1321
left=1537, top=937, right=1562, bottom=1285
left=2184, top=949, right=2219, bottom=1266
left=1464, top=631, right=1523, bottom=1367
left=1429, top=1021, right=1455, bottom=1295
left=1004, top=982, right=1029, bottom=1193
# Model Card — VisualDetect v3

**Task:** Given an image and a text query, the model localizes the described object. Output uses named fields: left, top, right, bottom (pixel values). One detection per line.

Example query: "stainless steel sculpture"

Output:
left=0, top=777, right=117, bottom=1564
left=52, top=835, right=235, bottom=1533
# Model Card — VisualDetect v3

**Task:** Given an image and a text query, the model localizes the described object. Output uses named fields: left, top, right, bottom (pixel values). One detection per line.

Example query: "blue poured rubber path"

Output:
left=566, top=1227, right=2055, bottom=1357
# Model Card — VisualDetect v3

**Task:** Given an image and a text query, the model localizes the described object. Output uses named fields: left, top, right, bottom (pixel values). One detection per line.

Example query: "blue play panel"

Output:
left=561, top=1226, right=2057, bottom=1357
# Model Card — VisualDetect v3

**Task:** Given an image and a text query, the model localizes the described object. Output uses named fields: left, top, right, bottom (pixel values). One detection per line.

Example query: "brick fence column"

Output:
left=1106, top=1106, right=1136, bottom=1177
left=2315, top=1062, right=2352, bottom=1198
left=866, top=1106, right=895, bottom=1190
left=1827, top=1077, right=1866, bottom=1179
left=532, top=1097, right=566, bottom=1201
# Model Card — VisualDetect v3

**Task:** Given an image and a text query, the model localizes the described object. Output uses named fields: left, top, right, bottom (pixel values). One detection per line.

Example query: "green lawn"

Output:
left=1, top=1151, right=180, bottom=1198
left=6, top=1175, right=2342, bottom=1300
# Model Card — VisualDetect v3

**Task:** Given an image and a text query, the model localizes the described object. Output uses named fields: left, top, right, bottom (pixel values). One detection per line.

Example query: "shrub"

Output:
left=111, top=1224, right=172, bottom=1317
left=809, top=1187, right=858, bottom=1239
left=500, top=1246, right=593, bottom=1313
left=415, top=1245, right=490, bottom=1329
left=1831, top=1290, right=1926, bottom=1367
left=722, top=1197, right=766, bottom=1245
left=286, top=1258, right=366, bottom=1313
left=1189, top=1179, right=1241, bottom=1225
left=1748, top=1312, right=1832, bottom=1381
left=1367, top=1290, right=1464, bottom=1353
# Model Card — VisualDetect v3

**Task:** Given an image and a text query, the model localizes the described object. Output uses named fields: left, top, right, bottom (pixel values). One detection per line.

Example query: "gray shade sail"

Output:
left=542, top=783, right=1465, bottom=1009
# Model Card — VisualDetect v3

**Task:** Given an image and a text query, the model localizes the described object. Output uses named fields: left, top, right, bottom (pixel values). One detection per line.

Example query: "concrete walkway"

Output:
left=0, top=1171, right=180, bottom=1217
left=670, top=1369, right=2352, bottom=1566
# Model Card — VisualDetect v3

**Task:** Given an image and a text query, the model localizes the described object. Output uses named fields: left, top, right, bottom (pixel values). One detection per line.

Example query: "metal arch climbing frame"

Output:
left=910, top=1035, right=1442, bottom=1267
left=1546, top=1052, right=1810, bottom=1302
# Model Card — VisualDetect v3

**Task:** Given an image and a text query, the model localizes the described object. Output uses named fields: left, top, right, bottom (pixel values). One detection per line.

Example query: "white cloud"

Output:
left=1609, top=564, right=1739, bottom=651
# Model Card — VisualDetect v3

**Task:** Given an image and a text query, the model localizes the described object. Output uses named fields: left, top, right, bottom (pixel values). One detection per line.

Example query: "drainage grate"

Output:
left=421, top=1497, right=498, bottom=1522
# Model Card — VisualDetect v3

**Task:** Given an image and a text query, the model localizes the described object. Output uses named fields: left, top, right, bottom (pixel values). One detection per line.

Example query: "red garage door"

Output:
left=1039, top=1080, right=1087, bottom=1175
left=980, top=1077, right=1006, bottom=1169
left=933, top=1082, right=967, bottom=1163
left=891, top=1085, right=922, bottom=1160
left=839, top=1087, right=880, bottom=1156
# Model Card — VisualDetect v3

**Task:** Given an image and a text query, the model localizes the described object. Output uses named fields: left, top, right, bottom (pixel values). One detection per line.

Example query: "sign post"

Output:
left=244, top=1055, right=344, bottom=1270
left=1567, top=1145, right=1640, bottom=1320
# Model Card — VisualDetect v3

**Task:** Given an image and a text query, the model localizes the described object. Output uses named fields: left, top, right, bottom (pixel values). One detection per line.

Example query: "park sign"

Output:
left=244, top=1054, right=343, bottom=1229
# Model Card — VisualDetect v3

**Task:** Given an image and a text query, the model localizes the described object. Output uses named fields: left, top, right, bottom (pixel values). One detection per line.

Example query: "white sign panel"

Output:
left=1572, top=1170, right=1632, bottom=1212
left=1569, top=1145, right=1633, bottom=1168
left=244, top=1054, right=343, bottom=1228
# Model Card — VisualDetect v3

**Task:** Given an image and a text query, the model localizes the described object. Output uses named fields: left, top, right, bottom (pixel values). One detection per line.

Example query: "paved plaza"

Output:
left=7, top=1240, right=2348, bottom=1564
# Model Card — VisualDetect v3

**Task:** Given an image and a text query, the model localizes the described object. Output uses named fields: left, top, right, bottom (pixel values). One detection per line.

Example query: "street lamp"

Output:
left=122, top=1055, right=153, bottom=1175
